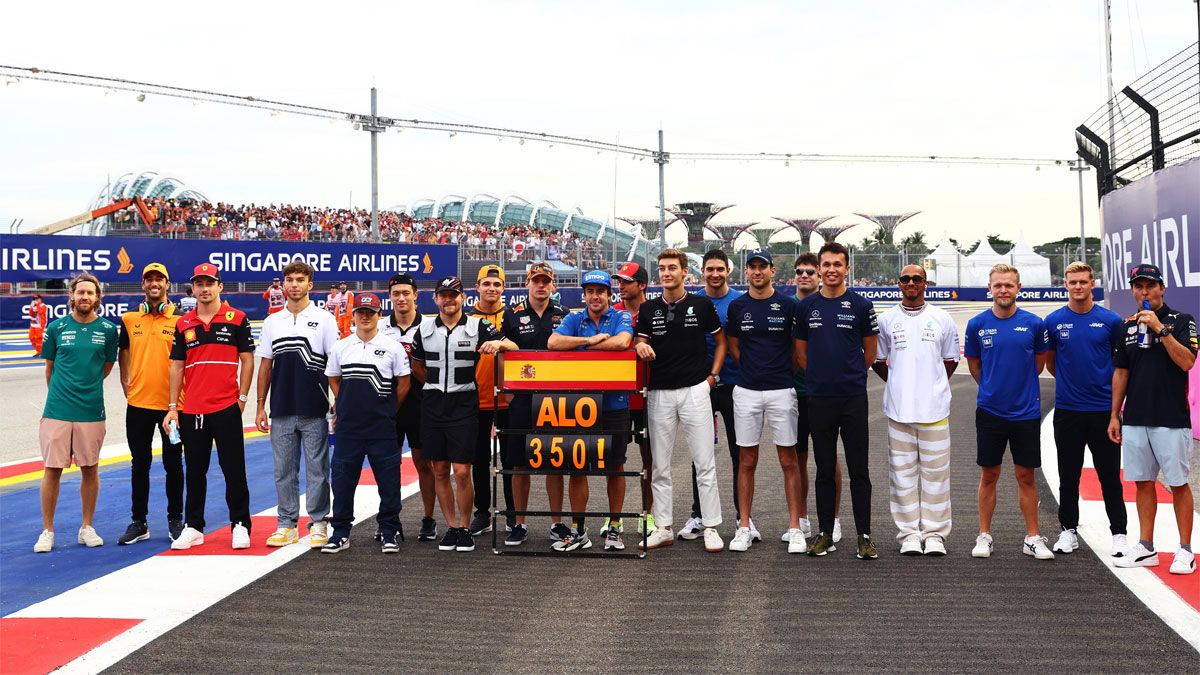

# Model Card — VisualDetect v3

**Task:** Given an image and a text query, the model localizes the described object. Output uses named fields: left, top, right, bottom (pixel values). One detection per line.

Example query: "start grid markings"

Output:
left=0, top=431, right=421, bottom=674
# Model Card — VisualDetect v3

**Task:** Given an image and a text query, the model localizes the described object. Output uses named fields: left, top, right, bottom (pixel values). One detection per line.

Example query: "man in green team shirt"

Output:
left=34, top=272, right=120, bottom=553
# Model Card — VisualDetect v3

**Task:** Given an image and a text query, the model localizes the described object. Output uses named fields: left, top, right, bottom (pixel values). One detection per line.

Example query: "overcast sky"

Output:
left=2, top=1, right=1195, bottom=249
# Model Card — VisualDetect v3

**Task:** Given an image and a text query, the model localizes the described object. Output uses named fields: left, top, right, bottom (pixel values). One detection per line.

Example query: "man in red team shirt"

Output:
left=162, top=263, right=256, bottom=551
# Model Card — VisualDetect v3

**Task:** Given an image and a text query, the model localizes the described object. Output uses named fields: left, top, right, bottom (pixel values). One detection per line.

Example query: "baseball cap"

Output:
left=746, top=248, right=773, bottom=265
left=351, top=293, right=383, bottom=314
left=612, top=262, right=648, bottom=285
left=1128, top=263, right=1163, bottom=284
left=581, top=269, right=612, bottom=288
left=388, top=272, right=417, bottom=289
left=191, top=262, right=221, bottom=281
left=527, top=261, right=555, bottom=281
left=477, top=264, right=506, bottom=283
left=434, top=276, right=464, bottom=294
left=272, top=277, right=280, bottom=282
left=142, top=262, right=170, bottom=280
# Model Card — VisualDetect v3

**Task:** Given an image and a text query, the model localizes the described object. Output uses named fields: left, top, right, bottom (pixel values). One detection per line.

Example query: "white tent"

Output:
left=964, top=237, right=1007, bottom=286
left=1007, top=237, right=1052, bottom=286
left=924, top=232, right=964, bottom=286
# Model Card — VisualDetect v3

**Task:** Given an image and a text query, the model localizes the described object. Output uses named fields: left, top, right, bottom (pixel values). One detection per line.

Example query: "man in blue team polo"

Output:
left=547, top=270, right=635, bottom=551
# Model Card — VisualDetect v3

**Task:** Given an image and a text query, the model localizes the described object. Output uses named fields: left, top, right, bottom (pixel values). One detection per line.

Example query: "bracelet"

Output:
left=238, top=394, right=248, bottom=402
left=167, top=403, right=178, bottom=410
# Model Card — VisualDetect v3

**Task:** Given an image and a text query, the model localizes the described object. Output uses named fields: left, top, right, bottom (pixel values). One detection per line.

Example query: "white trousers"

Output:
left=648, top=381, right=722, bottom=528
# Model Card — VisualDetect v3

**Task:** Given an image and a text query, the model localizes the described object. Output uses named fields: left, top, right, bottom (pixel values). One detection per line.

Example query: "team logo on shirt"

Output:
left=185, top=329, right=196, bottom=342
left=520, top=364, right=536, bottom=379
left=520, top=316, right=531, bottom=324
left=841, top=301, right=851, bottom=308
left=1088, top=322, right=1104, bottom=328
left=770, top=303, right=781, bottom=310
left=374, top=349, right=388, bottom=357
left=307, top=321, right=320, bottom=328
left=1013, top=326, right=1029, bottom=332
left=225, top=311, right=235, bottom=321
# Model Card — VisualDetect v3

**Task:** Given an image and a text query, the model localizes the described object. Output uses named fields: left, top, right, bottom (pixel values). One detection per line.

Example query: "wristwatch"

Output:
left=1157, top=326, right=1171, bottom=338
left=238, top=394, right=249, bottom=403
left=710, top=372, right=721, bottom=383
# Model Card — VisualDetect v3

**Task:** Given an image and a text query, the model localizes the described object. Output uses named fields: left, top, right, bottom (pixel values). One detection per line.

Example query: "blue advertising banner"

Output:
left=2, top=285, right=1101, bottom=329
left=0, top=234, right=458, bottom=283
left=1099, top=157, right=1200, bottom=437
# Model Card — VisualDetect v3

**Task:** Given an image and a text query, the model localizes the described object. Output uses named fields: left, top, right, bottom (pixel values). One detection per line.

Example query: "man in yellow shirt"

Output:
left=468, top=264, right=509, bottom=535
left=117, top=263, right=185, bottom=544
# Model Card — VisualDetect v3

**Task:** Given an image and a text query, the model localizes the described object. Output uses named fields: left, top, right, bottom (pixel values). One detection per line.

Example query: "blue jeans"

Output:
left=270, top=416, right=331, bottom=528
left=330, top=436, right=402, bottom=537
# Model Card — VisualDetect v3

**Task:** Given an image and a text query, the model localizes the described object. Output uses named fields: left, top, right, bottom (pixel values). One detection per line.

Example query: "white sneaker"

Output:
left=677, top=517, right=704, bottom=541
left=231, top=524, right=250, bottom=550
left=798, top=517, right=812, bottom=538
left=639, top=527, right=675, bottom=550
left=729, top=527, right=753, bottom=552
left=786, top=528, right=807, bottom=554
left=971, top=532, right=993, bottom=558
left=309, top=521, right=330, bottom=548
left=1052, top=529, right=1078, bottom=554
left=33, top=530, right=54, bottom=553
left=900, top=534, right=923, bottom=555
left=171, top=526, right=204, bottom=550
left=1114, top=542, right=1159, bottom=568
left=832, top=518, right=842, bottom=543
left=1023, top=535, right=1055, bottom=560
left=748, top=518, right=762, bottom=542
left=1110, top=534, right=1129, bottom=557
left=923, top=536, right=947, bottom=556
left=77, top=526, right=104, bottom=547
left=703, top=527, right=724, bottom=553
left=1168, top=548, right=1196, bottom=575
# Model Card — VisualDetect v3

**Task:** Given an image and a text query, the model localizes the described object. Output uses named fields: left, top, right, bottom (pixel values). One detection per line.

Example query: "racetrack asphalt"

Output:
left=109, top=376, right=1199, bottom=673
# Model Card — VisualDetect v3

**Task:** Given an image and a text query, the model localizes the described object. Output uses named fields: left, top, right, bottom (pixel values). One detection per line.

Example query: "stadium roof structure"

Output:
left=771, top=216, right=834, bottom=252
left=854, top=211, right=922, bottom=245
left=814, top=222, right=861, bottom=244
left=668, top=202, right=735, bottom=246
left=88, top=171, right=210, bottom=236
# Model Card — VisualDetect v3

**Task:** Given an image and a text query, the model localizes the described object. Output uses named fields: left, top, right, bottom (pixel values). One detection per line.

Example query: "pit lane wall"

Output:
left=1099, top=158, right=1200, bottom=437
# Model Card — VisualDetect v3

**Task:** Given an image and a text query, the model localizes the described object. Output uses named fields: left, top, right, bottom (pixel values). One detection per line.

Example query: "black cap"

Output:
left=1128, top=263, right=1163, bottom=284
left=389, top=272, right=417, bottom=289
left=434, top=276, right=464, bottom=294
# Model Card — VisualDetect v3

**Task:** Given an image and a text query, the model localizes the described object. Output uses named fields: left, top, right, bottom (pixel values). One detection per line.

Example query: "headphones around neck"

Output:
left=140, top=300, right=169, bottom=314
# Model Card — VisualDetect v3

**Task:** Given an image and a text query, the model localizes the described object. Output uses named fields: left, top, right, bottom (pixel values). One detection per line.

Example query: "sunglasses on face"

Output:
left=899, top=275, right=925, bottom=284
left=794, top=268, right=817, bottom=276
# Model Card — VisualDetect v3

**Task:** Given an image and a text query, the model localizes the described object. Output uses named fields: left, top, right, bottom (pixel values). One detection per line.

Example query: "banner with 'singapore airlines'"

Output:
left=0, top=234, right=458, bottom=283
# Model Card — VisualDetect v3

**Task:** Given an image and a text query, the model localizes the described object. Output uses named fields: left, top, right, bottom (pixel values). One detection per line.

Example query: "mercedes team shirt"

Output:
left=635, top=291, right=722, bottom=390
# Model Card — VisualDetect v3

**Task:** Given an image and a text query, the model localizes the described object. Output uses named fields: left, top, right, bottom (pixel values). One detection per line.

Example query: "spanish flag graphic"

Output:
left=500, top=351, right=641, bottom=391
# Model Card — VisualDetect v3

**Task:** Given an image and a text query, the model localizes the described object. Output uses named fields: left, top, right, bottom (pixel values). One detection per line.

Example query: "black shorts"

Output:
left=421, top=417, right=477, bottom=464
left=976, top=407, right=1041, bottom=468
left=600, top=408, right=631, bottom=467
left=504, top=396, right=533, bottom=468
left=396, top=405, right=421, bottom=452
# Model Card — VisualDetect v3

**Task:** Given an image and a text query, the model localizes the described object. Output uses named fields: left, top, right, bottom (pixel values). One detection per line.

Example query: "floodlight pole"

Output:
left=369, top=87, right=380, bottom=240
left=655, top=129, right=668, bottom=249
left=1070, top=158, right=1090, bottom=263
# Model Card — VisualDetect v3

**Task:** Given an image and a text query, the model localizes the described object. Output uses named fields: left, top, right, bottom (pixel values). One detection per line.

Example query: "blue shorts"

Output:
left=1122, top=425, right=1192, bottom=487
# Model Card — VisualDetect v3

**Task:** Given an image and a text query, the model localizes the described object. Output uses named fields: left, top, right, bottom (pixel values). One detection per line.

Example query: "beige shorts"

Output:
left=39, top=418, right=106, bottom=468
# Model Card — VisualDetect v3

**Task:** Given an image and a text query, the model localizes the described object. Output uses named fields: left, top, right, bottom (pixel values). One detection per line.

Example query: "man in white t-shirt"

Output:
left=872, top=265, right=961, bottom=556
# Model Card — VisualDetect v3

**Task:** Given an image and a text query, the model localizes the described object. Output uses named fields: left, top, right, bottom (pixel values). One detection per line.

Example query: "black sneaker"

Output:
left=807, top=533, right=837, bottom=556
left=380, top=531, right=399, bottom=554
left=118, top=521, right=149, bottom=545
left=373, top=529, right=384, bottom=542
left=321, top=536, right=350, bottom=554
left=456, top=528, right=476, bottom=552
left=856, top=534, right=879, bottom=560
left=438, top=528, right=459, bottom=551
left=550, top=522, right=572, bottom=542
left=167, top=518, right=185, bottom=542
left=553, top=528, right=592, bottom=552
left=418, top=517, right=438, bottom=542
left=467, top=514, right=492, bottom=536
left=505, top=523, right=528, bottom=546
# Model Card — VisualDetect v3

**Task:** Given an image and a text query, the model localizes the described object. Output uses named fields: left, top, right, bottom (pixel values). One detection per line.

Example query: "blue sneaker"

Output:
left=505, top=524, right=528, bottom=546
left=380, top=531, right=399, bottom=554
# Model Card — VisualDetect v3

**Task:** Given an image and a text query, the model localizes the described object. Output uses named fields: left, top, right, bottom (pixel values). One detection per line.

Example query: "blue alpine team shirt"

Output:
left=1045, top=304, right=1122, bottom=412
left=964, top=308, right=1048, bottom=421
left=698, top=287, right=742, bottom=386
left=555, top=307, right=634, bottom=410
left=793, top=290, right=878, bottom=397
left=727, top=290, right=797, bottom=391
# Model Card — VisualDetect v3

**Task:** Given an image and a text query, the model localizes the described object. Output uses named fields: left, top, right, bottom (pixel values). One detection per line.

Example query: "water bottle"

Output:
left=167, top=419, right=181, bottom=445
left=1137, top=300, right=1152, bottom=349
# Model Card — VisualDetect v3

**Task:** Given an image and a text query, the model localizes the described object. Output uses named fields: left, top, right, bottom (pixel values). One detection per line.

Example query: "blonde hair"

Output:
left=1064, top=261, right=1093, bottom=279
left=988, top=263, right=1020, bottom=282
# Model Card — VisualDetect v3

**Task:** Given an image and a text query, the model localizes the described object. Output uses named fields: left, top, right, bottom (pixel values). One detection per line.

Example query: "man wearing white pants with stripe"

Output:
left=873, top=265, right=960, bottom=555
left=634, top=248, right=726, bottom=552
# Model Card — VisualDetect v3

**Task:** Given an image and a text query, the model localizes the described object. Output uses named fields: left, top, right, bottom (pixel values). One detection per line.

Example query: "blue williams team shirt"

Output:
left=555, top=306, right=634, bottom=411
left=727, top=290, right=797, bottom=391
left=1045, top=304, right=1122, bottom=412
left=698, top=287, right=742, bottom=386
left=964, top=308, right=1048, bottom=421
left=793, top=290, right=879, bottom=397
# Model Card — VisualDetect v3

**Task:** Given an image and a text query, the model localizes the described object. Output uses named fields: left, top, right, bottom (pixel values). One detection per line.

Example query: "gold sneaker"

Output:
left=309, top=521, right=330, bottom=548
left=266, top=527, right=299, bottom=547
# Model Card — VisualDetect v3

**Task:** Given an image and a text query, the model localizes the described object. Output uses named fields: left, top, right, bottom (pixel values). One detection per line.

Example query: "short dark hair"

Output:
left=282, top=260, right=314, bottom=281
left=817, top=242, right=849, bottom=265
left=702, top=249, right=730, bottom=269
left=794, top=252, right=818, bottom=269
